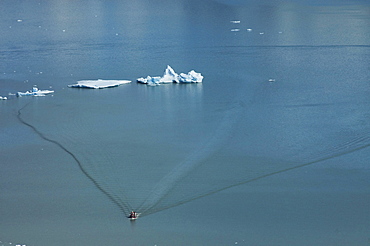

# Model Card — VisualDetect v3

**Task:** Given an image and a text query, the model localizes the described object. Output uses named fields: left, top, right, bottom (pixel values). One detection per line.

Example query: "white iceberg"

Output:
left=68, top=79, right=131, bottom=89
left=0, top=96, right=7, bottom=100
left=137, top=65, right=203, bottom=85
left=137, top=76, right=162, bottom=86
left=161, top=65, right=180, bottom=83
left=17, top=87, right=54, bottom=97
left=179, top=70, right=204, bottom=83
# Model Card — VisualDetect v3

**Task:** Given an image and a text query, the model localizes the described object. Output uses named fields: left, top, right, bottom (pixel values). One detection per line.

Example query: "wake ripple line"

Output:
left=138, top=102, right=244, bottom=215
left=141, top=133, right=370, bottom=216
left=17, top=103, right=133, bottom=216
left=71, top=109, right=136, bottom=214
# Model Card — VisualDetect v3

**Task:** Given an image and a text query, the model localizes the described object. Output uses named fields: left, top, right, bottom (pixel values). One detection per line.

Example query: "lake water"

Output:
left=1, top=0, right=370, bottom=245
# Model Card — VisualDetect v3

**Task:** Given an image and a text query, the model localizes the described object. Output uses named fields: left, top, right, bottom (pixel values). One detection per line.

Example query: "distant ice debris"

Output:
left=17, top=87, right=54, bottom=97
left=230, top=20, right=241, bottom=23
left=268, top=78, right=276, bottom=82
left=231, top=29, right=240, bottom=32
left=137, top=65, right=203, bottom=86
left=247, top=28, right=252, bottom=32
left=68, top=79, right=131, bottom=89
left=0, top=96, right=7, bottom=100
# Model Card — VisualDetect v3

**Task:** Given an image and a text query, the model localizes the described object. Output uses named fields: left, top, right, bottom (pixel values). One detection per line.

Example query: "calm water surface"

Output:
left=1, top=0, right=370, bottom=245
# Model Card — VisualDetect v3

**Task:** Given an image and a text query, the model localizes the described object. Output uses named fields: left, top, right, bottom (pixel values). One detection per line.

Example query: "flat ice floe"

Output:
left=17, top=87, right=54, bottom=97
left=68, top=79, right=131, bottom=89
left=137, top=65, right=203, bottom=86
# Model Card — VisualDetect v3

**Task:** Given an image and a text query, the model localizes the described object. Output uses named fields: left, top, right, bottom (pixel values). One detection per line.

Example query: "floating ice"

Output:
left=230, top=20, right=241, bottom=23
left=247, top=28, right=252, bottom=32
left=137, top=76, right=162, bottom=86
left=137, top=65, right=203, bottom=85
left=17, top=87, right=54, bottom=97
left=179, top=70, right=204, bottom=83
left=68, top=79, right=131, bottom=89
left=231, top=29, right=240, bottom=32
left=161, top=65, right=179, bottom=83
left=0, top=96, right=7, bottom=100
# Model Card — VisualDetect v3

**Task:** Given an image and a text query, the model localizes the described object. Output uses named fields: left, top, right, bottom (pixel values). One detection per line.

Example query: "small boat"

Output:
left=128, top=211, right=140, bottom=221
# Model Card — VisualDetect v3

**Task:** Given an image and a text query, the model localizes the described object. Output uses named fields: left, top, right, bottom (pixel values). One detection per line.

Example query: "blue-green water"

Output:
left=1, top=0, right=370, bottom=245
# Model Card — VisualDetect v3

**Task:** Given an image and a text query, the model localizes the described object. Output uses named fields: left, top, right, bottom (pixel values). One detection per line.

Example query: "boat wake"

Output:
left=16, top=85, right=370, bottom=219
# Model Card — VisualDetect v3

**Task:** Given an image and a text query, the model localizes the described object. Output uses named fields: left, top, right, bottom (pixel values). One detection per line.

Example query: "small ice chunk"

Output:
left=231, top=29, right=240, bottom=32
left=179, top=70, right=203, bottom=83
left=137, top=76, right=162, bottom=86
left=0, top=96, right=8, bottom=100
left=230, top=20, right=241, bottom=23
left=17, top=87, right=54, bottom=97
left=268, top=78, right=276, bottom=82
left=259, top=32, right=264, bottom=35
left=17, top=19, right=23, bottom=22
left=247, top=28, right=252, bottom=32
left=68, top=79, right=131, bottom=89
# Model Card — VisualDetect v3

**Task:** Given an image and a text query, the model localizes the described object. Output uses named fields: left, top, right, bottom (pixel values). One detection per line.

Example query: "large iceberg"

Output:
left=137, top=65, right=203, bottom=86
left=17, top=87, right=54, bottom=97
left=68, top=79, right=131, bottom=89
